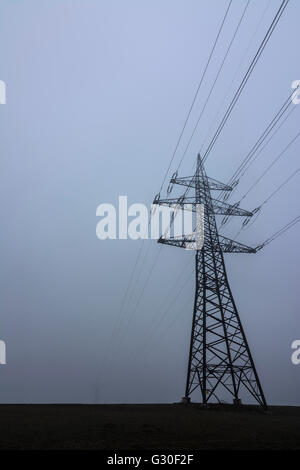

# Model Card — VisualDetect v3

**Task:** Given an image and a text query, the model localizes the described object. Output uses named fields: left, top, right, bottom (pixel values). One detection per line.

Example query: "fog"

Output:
left=0, top=0, right=299, bottom=405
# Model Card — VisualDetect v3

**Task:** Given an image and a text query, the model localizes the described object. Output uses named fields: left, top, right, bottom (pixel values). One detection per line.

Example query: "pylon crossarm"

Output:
left=153, top=196, right=252, bottom=217
left=157, top=236, right=190, bottom=249
left=170, top=176, right=232, bottom=192
left=153, top=196, right=194, bottom=207
left=218, top=236, right=256, bottom=253
left=207, top=177, right=233, bottom=191
left=212, top=199, right=253, bottom=217
left=157, top=235, right=256, bottom=253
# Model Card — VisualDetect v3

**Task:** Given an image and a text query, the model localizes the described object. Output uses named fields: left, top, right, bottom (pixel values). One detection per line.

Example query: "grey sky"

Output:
left=0, top=0, right=299, bottom=405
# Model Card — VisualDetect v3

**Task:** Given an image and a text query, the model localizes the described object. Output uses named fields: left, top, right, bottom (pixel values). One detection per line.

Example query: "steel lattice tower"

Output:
left=153, top=155, right=267, bottom=408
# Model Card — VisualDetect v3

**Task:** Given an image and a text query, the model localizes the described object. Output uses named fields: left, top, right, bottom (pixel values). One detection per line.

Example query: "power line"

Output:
left=220, top=125, right=300, bottom=227
left=127, top=262, right=194, bottom=363
left=130, top=0, right=290, bottom=329
left=241, top=129, right=300, bottom=201
left=142, top=270, right=194, bottom=360
left=219, top=92, right=295, bottom=200
left=233, top=165, right=300, bottom=236
left=175, top=0, right=250, bottom=174
left=119, top=0, right=241, bottom=344
left=121, top=240, right=153, bottom=317
left=261, top=166, right=300, bottom=206
left=256, top=214, right=300, bottom=249
left=118, top=244, right=163, bottom=349
left=97, top=238, right=146, bottom=376
left=222, top=104, right=297, bottom=202
left=109, top=1, right=234, bottom=359
left=158, top=0, right=233, bottom=194
left=166, top=0, right=290, bottom=210
left=199, top=0, right=272, bottom=155
left=202, top=0, right=290, bottom=164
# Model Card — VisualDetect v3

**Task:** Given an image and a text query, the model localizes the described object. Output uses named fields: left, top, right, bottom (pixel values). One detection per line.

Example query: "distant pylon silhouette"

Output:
left=153, top=154, right=267, bottom=408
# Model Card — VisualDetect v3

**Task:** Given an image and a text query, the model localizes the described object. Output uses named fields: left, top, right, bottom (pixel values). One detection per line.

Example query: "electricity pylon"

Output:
left=153, top=155, right=267, bottom=408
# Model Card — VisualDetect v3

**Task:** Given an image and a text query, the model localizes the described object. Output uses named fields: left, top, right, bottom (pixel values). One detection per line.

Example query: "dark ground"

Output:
left=0, top=403, right=299, bottom=450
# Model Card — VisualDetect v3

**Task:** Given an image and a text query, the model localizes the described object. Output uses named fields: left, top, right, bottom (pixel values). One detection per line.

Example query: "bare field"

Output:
left=0, top=403, right=299, bottom=450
